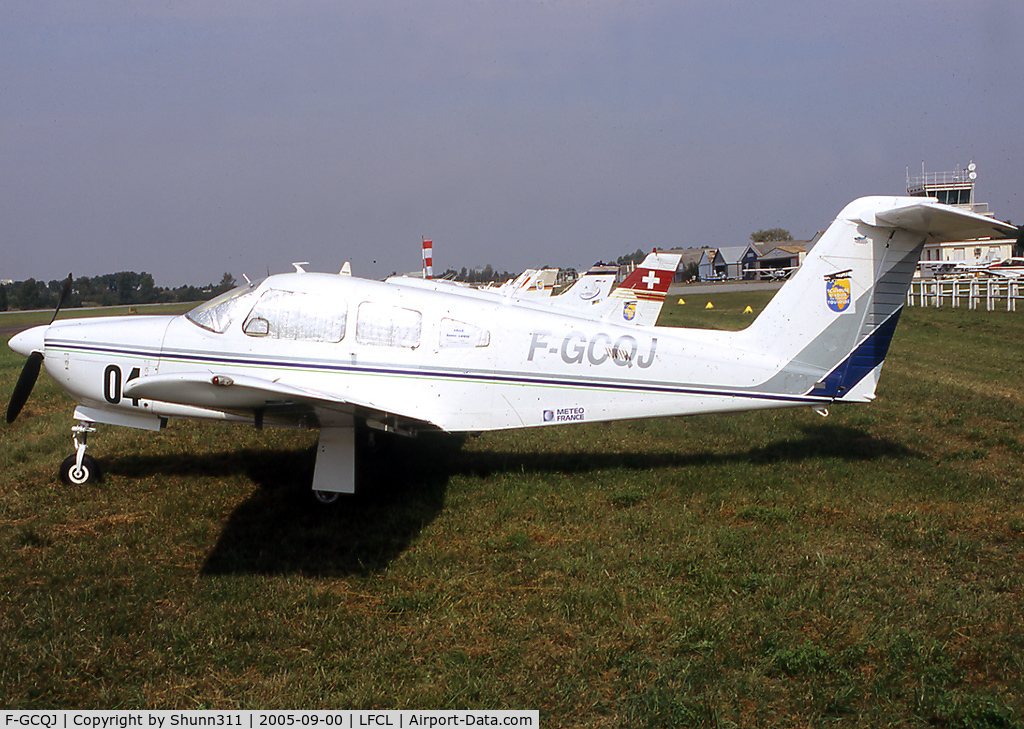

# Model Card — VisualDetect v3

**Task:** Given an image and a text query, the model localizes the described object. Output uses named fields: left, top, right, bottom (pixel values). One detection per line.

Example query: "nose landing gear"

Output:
left=59, top=421, right=101, bottom=485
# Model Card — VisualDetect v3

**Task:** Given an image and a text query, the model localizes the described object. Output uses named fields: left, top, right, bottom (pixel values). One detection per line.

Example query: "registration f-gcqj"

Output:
left=6, top=197, right=1016, bottom=503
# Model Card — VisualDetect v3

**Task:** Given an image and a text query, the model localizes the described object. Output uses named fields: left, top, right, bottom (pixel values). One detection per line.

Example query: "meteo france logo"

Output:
left=623, top=301, right=637, bottom=321
left=826, top=278, right=852, bottom=312
left=544, top=407, right=585, bottom=423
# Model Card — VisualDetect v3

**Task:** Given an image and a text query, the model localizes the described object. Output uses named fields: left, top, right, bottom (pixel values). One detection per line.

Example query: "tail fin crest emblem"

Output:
left=826, top=277, right=852, bottom=313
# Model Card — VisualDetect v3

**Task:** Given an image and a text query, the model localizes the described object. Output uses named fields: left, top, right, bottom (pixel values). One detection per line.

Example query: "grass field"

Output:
left=2, top=292, right=1023, bottom=727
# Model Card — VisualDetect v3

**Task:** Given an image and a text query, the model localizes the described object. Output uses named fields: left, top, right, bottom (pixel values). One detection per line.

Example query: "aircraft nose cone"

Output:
left=9, top=325, right=47, bottom=358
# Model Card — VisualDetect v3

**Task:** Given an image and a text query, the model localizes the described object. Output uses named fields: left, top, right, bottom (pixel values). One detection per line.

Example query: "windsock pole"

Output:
left=422, top=238, right=433, bottom=279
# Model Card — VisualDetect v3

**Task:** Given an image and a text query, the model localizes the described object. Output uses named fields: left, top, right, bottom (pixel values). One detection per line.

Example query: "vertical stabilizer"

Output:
left=601, top=251, right=681, bottom=327
left=740, top=196, right=1015, bottom=401
left=549, top=266, right=618, bottom=311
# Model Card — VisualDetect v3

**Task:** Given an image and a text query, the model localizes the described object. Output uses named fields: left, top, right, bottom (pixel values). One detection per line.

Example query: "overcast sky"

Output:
left=3, top=1, right=1022, bottom=286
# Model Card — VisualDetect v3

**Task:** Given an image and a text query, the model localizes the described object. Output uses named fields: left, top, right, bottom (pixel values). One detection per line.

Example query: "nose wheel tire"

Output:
left=313, top=490, right=340, bottom=505
left=60, top=454, right=101, bottom=485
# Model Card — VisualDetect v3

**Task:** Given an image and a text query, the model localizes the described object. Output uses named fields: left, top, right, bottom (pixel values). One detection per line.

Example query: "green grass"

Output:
left=1, top=295, right=1023, bottom=726
left=659, top=289, right=778, bottom=330
left=0, top=301, right=193, bottom=325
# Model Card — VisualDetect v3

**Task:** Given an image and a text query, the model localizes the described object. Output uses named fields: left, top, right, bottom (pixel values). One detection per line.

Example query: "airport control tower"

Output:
left=906, top=161, right=989, bottom=216
left=907, top=161, right=1010, bottom=266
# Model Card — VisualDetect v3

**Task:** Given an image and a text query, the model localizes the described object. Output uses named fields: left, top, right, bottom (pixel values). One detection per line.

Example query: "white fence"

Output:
left=907, top=278, right=1023, bottom=311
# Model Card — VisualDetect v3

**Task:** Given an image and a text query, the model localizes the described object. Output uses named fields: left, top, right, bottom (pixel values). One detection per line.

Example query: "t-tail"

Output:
left=737, top=196, right=1017, bottom=404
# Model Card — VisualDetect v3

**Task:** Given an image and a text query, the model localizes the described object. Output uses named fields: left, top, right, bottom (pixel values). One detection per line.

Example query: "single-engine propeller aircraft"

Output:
left=6, top=196, right=1017, bottom=503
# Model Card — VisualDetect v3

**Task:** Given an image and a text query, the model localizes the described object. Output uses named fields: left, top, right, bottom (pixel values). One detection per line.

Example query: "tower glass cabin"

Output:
left=906, top=161, right=987, bottom=215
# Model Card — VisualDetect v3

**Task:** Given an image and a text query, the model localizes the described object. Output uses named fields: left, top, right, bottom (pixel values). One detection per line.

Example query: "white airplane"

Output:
left=6, top=197, right=1016, bottom=503
left=548, top=264, right=619, bottom=310
left=491, top=267, right=559, bottom=297
left=983, top=257, right=1024, bottom=278
left=919, top=258, right=996, bottom=278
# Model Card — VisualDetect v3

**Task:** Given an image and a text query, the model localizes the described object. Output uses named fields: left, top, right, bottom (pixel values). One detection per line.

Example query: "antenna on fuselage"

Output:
left=292, top=262, right=310, bottom=274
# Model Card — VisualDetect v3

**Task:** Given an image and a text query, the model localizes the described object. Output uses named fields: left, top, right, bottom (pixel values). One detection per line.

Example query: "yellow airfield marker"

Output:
left=743, top=305, right=754, bottom=314
left=705, top=302, right=714, bottom=309
left=678, top=298, right=686, bottom=305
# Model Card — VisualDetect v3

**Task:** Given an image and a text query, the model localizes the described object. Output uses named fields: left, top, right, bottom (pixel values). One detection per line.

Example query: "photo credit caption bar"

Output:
left=2, top=712, right=538, bottom=729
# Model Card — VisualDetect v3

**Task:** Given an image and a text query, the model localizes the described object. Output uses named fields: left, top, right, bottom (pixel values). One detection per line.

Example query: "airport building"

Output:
left=756, top=242, right=811, bottom=276
left=697, top=246, right=747, bottom=281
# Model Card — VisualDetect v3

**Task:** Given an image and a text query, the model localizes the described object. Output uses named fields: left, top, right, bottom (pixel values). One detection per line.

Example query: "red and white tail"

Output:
left=600, top=251, right=680, bottom=326
left=422, top=238, right=433, bottom=279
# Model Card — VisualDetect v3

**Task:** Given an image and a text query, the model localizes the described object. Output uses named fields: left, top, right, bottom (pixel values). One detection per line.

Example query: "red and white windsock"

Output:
left=422, top=238, right=433, bottom=279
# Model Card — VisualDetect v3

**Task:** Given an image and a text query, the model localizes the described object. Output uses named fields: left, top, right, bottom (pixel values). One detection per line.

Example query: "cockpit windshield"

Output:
left=185, top=285, right=260, bottom=334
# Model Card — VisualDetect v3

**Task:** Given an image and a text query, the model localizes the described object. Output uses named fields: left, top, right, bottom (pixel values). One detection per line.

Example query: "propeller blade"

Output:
left=6, top=351, right=43, bottom=424
left=6, top=275, right=67, bottom=424
left=49, top=273, right=73, bottom=324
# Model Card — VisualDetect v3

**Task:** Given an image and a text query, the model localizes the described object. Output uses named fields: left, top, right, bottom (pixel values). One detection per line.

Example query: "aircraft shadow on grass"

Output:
left=104, top=423, right=917, bottom=578
left=450, top=423, right=918, bottom=478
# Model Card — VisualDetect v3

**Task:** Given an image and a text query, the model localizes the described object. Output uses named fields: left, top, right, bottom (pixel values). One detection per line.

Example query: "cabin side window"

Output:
left=356, top=302, right=421, bottom=348
left=242, top=290, right=347, bottom=342
left=440, top=318, right=490, bottom=348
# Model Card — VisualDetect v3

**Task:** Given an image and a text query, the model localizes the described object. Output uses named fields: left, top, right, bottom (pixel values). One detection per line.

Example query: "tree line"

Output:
left=437, top=265, right=517, bottom=285
left=0, top=272, right=237, bottom=312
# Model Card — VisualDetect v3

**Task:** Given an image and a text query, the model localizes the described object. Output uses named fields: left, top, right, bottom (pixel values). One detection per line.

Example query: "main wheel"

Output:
left=60, top=454, right=101, bottom=485
left=312, top=490, right=340, bottom=505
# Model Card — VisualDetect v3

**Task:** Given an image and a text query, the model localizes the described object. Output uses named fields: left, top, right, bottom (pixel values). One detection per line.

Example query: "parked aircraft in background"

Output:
left=6, top=197, right=1016, bottom=503
left=473, top=268, right=559, bottom=297
left=918, top=255, right=1024, bottom=280
left=919, top=259, right=996, bottom=278
left=388, top=251, right=678, bottom=326
left=758, top=265, right=799, bottom=281
left=546, top=263, right=619, bottom=311
left=983, top=258, right=1024, bottom=278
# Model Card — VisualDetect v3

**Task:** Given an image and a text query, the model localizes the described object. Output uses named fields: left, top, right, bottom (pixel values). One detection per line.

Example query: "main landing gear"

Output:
left=59, top=421, right=102, bottom=485
left=312, top=490, right=341, bottom=505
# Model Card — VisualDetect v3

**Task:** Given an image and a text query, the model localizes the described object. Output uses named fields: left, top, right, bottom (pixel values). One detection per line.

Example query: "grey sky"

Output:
left=3, top=1, right=1022, bottom=286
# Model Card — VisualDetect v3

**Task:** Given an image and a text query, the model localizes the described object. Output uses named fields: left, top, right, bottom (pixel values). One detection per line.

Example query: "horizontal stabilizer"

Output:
left=860, top=199, right=1016, bottom=242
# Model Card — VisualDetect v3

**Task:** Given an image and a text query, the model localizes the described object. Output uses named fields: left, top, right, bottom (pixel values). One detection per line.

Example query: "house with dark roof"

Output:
left=698, top=246, right=748, bottom=281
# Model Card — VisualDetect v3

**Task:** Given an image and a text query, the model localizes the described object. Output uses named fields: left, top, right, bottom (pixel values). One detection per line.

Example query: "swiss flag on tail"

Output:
left=600, top=250, right=681, bottom=326
left=616, top=252, right=677, bottom=301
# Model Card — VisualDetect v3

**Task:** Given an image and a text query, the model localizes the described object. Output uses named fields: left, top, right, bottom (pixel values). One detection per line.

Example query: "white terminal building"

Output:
left=907, top=161, right=1014, bottom=266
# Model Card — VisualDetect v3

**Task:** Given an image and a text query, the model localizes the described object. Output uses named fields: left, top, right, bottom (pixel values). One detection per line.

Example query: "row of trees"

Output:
left=751, top=228, right=793, bottom=243
left=0, top=272, right=237, bottom=312
left=437, top=265, right=518, bottom=285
